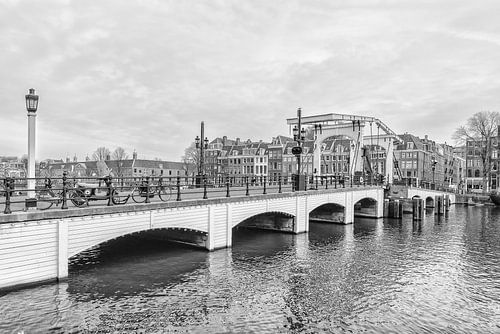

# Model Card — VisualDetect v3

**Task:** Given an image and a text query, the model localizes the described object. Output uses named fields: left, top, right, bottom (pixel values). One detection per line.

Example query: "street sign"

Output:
left=292, top=146, right=302, bottom=155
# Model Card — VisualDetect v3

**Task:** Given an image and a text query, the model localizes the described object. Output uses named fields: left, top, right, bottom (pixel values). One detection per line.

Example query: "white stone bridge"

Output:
left=0, top=186, right=384, bottom=290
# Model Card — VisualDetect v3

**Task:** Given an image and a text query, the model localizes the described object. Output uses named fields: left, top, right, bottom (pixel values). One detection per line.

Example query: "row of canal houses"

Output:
left=204, top=135, right=354, bottom=184
left=33, top=133, right=465, bottom=189
left=204, top=133, right=465, bottom=188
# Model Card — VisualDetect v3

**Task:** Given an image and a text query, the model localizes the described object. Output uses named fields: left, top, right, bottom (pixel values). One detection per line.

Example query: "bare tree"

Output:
left=111, top=147, right=129, bottom=182
left=92, top=147, right=111, bottom=161
left=181, top=142, right=199, bottom=177
left=453, top=111, right=500, bottom=193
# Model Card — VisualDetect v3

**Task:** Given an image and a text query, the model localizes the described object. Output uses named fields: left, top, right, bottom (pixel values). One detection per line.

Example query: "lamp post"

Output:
left=25, top=88, right=39, bottom=208
left=431, top=156, right=437, bottom=189
left=292, top=108, right=306, bottom=190
left=195, top=121, right=209, bottom=187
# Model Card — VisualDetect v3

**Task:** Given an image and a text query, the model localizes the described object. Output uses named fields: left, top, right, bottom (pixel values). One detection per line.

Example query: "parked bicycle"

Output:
left=36, top=178, right=66, bottom=210
left=69, top=175, right=120, bottom=207
left=113, top=177, right=173, bottom=204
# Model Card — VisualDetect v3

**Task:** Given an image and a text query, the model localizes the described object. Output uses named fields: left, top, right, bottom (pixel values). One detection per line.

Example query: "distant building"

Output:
left=39, top=153, right=188, bottom=183
left=393, top=133, right=464, bottom=188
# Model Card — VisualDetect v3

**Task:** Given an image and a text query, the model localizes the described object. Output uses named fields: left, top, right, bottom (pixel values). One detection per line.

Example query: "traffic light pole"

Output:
left=297, top=108, right=302, bottom=175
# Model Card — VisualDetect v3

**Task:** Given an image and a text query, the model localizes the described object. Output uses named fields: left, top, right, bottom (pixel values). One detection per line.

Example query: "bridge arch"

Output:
left=426, top=196, right=435, bottom=208
left=353, top=196, right=379, bottom=218
left=235, top=211, right=296, bottom=233
left=69, top=226, right=208, bottom=258
left=309, top=203, right=345, bottom=224
left=230, top=202, right=296, bottom=229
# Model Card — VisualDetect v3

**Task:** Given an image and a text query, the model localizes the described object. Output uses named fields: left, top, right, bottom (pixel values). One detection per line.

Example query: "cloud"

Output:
left=1, top=0, right=500, bottom=160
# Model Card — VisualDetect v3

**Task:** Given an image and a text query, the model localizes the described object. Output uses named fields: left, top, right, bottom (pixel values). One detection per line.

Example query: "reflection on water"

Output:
left=1, top=206, right=500, bottom=333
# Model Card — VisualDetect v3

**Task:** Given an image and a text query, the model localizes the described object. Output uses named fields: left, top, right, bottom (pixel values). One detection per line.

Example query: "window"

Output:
left=475, top=169, right=480, bottom=177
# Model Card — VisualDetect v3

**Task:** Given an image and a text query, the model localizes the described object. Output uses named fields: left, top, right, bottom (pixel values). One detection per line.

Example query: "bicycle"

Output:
left=35, top=178, right=65, bottom=210
left=113, top=178, right=173, bottom=204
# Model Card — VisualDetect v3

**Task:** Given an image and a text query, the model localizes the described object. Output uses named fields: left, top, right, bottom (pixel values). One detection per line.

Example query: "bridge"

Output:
left=0, top=180, right=387, bottom=290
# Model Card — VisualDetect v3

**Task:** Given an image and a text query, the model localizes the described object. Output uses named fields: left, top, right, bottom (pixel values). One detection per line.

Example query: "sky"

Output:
left=1, top=0, right=500, bottom=161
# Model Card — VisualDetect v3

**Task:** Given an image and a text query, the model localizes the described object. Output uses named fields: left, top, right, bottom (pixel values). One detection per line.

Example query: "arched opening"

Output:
left=235, top=212, right=295, bottom=233
left=309, top=203, right=345, bottom=224
left=68, top=230, right=208, bottom=297
left=69, top=228, right=209, bottom=259
left=354, top=198, right=378, bottom=218
left=426, top=196, right=434, bottom=208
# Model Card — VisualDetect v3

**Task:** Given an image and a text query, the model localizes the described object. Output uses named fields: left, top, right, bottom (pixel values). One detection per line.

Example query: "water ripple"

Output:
left=1, top=207, right=500, bottom=333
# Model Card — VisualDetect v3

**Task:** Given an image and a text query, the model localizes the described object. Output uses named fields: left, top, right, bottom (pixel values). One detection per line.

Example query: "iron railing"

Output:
left=0, top=173, right=383, bottom=214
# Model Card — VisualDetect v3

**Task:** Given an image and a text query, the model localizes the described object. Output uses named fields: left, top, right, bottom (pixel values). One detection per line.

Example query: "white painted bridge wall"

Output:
left=0, top=188, right=383, bottom=290
left=407, top=188, right=456, bottom=207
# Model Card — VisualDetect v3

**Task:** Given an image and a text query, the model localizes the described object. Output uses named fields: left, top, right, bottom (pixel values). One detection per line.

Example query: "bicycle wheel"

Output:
left=111, top=189, right=130, bottom=205
left=36, top=190, right=54, bottom=210
left=69, top=189, right=87, bottom=207
left=112, top=189, right=129, bottom=205
left=132, top=186, right=147, bottom=203
left=158, top=185, right=172, bottom=201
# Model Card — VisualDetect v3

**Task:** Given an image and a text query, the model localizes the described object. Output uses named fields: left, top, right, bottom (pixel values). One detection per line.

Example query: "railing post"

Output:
left=176, top=177, right=182, bottom=201
left=263, top=176, right=267, bottom=194
left=226, top=177, right=230, bottom=197
left=106, top=175, right=113, bottom=206
left=325, top=176, right=328, bottom=190
left=3, top=177, right=12, bottom=214
left=292, top=175, right=296, bottom=192
left=145, top=176, right=151, bottom=204
left=334, top=175, right=337, bottom=189
left=203, top=175, right=208, bottom=199
left=278, top=175, right=282, bottom=193
left=61, top=172, right=68, bottom=210
left=315, top=175, right=318, bottom=190
left=246, top=176, right=249, bottom=196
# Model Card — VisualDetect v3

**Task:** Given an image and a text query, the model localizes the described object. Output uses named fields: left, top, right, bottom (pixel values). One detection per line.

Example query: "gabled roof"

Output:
left=396, top=133, right=425, bottom=150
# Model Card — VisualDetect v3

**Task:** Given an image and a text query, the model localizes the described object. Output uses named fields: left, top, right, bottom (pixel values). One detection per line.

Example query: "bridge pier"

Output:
left=57, top=220, right=69, bottom=280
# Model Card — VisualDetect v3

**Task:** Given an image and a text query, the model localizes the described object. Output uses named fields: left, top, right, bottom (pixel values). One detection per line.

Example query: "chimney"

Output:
left=223, top=136, right=227, bottom=146
left=236, top=138, right=240, bottom=145
left=66, top=157, right=70, bottom=163
left=73, top=154, right=77, bottom=162
left=425, top=135, right=428, bottom=140
left=133, top=150, right=137, bottom=160
left=106, top=154, right=111, bottom=161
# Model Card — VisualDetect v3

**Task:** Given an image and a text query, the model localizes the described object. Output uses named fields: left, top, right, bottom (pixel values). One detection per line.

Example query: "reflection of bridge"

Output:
left=0, top=186, right=383, bottom=290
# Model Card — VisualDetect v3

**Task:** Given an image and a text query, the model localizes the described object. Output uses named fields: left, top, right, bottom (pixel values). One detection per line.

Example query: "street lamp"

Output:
left=292, top=108, right=306, bottom=190
left=25, top=88, right=39, bottom=209
left=194, top=121, right=208, bottom=187
left=431, top=156, right=437, bottom=189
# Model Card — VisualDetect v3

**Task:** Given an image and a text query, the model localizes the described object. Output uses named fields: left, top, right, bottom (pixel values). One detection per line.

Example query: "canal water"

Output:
left=1, top=206, right=499, bottom=333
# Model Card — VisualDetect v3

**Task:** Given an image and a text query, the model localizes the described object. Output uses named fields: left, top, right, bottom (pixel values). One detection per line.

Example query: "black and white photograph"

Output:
left=1, top=0, right=499, bottom=333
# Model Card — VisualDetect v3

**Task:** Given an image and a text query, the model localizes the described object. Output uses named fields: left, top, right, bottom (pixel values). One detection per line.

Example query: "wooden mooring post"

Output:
left=412, top=198, right=424, bottom=221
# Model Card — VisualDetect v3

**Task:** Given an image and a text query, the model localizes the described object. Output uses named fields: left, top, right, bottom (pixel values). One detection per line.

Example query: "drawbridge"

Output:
left=287, top=112, right=402, bottom=183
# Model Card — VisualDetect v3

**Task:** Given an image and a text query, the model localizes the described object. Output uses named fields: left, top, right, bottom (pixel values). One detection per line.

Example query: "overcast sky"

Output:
left=1, top=0, right=500, bottom=161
